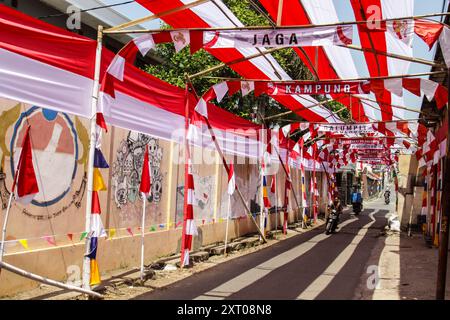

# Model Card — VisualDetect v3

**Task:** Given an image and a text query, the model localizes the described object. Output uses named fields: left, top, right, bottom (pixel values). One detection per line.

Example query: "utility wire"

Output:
left=38, top=0, right=135, bottom=20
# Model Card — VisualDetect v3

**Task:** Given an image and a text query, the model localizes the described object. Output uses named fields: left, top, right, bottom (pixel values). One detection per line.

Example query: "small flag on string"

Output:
left=18, top=239, right=28, bottom=250
left=93, top=168, right=107, bottom=191
left=43, top=235, right=56, bottom=246
left=108, top=228, right=116, bottom=239
left=94, top=148, right=109, bottom=169
left=150, top=225, right=156, bottom=232
left=126, top=227, right=133, bottom=236
left=67, top=233, right=73, bottom=241
left=80, top=231, right=88, bottom=241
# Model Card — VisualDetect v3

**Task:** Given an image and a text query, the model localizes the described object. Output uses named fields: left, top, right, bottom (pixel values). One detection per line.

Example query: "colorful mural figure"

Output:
left=112, top=132, right=164, bottom=208
left=0, top=101, right=89, bottom=220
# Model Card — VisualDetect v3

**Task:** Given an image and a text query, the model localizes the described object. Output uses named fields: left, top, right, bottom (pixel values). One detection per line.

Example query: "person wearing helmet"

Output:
left=330, top=196, right=343, bottom=226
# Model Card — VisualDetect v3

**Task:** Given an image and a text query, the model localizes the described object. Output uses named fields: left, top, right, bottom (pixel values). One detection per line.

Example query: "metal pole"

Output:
left=140, top=192, right=146, bottom=283
left=105, top=12, right=450, bottom=34
left=0, top=261, right=102, bottom=299
left=0, top=192, right=14, bottom=263
left=82, top=25, right=103, bottom=291
left=185, top=78, right=267, bottom=242
left=274, top=174, right=278, bottom=238
left=436, top=68, right=450, bottom=300
left=224, top=194, right=231, bottom=257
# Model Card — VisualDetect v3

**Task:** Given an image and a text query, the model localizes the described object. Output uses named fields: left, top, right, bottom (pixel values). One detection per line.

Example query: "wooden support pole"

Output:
left=341, top=44, right=444, bottom=68
left=189, top=47, right=284, bottom=79
left=104, top=12, right=450, bottom=34
left=82, top=25, right=104, bottom=291
left=276, top=0, right=284, bottom=26
left=263, top=97, right=341, bottom=121
left=185, top=77, right=267, bottom=243
left=104, top=0, right=210, bottom=32
left=204, top=71, right=447, bottom=83
left=436, top=68, right=450, bottom=300
left=0, top=261, right=102, bottom=299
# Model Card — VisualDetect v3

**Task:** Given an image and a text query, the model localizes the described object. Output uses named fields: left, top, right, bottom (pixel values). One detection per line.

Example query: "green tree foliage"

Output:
left=144, top=0, right=345, bottom=127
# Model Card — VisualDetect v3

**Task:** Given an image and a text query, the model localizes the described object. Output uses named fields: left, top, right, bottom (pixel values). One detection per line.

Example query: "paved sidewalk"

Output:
left=355, top=231, right=450, bottom=300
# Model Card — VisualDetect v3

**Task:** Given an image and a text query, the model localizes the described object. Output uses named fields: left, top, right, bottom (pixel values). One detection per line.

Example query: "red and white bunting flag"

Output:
left=384, top=78, right=403, bottom=97
left=240, top=81, right=255, bottom=96
left=12, top=126, right=39, bottom=205
left=270, top=175, right=276, bottom=194
left=227, top=164, right=235, bottom=196
left=170, top=31, right=190, bottom=52
left=139, top=144, right=151, bottom=196
left=212, top=82, right=229, bottom=103
left=439, top=26, right=450, bottom=68
left=107, top=34, right=155, bottom=81
left=194, top=97, right=208, bottom=118
left=414, top=19, right=444, bottom=49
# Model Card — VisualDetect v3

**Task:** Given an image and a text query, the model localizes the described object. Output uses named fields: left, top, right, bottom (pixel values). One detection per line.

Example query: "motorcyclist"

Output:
left=384, top=187, right=391, bottom=203
left=351, top=185, right=363, bottom=213
left=328, top=196, right=343, bottom=225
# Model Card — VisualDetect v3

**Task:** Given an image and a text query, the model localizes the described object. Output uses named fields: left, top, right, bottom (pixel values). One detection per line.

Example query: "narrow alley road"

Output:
left=134, top=197, right=393, bottom=300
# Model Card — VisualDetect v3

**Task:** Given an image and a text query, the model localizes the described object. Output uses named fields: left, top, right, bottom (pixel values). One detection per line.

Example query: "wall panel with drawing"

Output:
left=0, top=97, right=324, bottom=296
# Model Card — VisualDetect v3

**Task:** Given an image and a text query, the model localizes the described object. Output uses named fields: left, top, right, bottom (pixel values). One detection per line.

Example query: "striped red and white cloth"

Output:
left=181, top=157, right=198, bottom=267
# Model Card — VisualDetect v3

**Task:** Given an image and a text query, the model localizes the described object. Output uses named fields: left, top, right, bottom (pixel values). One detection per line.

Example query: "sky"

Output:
left=98, top=0, right=448, bottom=114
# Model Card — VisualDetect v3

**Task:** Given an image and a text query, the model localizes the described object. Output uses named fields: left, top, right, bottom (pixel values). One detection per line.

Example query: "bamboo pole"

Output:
left=356, top=95, right=424, bottom=114
left=224, top=194, right=231, bottom=257
left=274, top=146, right=302, bottom=220
left=189, top=47, right=284, bottom=79
left=140, top=192, right=146, bottom=283
left=0, top=261, right=102, bottom=299
left=185, top=76, right=267, bottom=242
left=82, top=25, right=104, bottom=291
left=104, top=12, right=450, bottom=34
left=436, top=67, right=450, bottom=300
left=104, top=0, right=210, bottom=32
left=0, top=192, right=14, bottom=263
left=276, top=0, right=284, bottom=26
left=203, top=70, right=447, bottom=83
left=263, top=97, right=341, bottom=121
left=340, top=44, right=444, bottom=68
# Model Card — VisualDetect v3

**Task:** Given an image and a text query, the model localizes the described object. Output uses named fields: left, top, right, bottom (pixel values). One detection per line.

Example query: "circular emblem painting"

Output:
left=10, top=107, right=78, bottom=207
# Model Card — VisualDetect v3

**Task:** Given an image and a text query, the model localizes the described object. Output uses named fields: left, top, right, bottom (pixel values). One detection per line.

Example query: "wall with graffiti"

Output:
left=0, top=96, right=329, bottom=297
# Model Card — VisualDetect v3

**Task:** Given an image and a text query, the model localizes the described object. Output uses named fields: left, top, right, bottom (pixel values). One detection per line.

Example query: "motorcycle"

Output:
left=352, top=202, right=363, bottom=215
left=384, top=191, right=391, bottom=204
left=325, top=208, right=339, bottom=235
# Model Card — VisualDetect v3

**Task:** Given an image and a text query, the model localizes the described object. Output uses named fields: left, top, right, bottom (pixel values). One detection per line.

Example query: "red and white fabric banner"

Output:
left=260, top=81, right=369, bottom=95
left=181, top=157, right=198, bottom=268
left=227, top=163, right=235, bottom=196
left=318, top=123, right=375, bottom=134
left=203, top=25, right=353, bottom=48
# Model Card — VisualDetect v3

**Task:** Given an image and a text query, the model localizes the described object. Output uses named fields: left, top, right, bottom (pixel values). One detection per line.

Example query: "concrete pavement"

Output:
left=134, top=198, right=392, bottom=300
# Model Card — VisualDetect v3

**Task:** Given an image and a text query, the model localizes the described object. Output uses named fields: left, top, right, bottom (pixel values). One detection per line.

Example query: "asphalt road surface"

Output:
left=134, top=197, right=392, bottom=300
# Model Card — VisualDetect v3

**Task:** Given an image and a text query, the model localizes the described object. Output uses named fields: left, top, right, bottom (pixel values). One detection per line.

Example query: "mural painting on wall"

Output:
left=0, top=100, right=90, bottom=221
left=111, top=131, right=164, bottom=225
left=175, top=173, right=215, bottom=226
left=219, top=173, right=261, bottom=220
